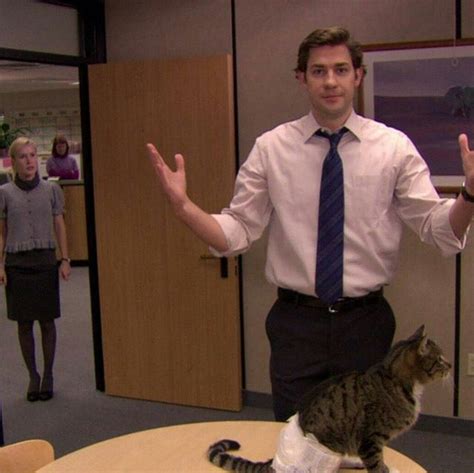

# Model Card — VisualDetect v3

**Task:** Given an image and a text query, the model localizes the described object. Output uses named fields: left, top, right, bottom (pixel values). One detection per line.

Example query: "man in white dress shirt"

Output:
left=147, top=27, right=474, bottom=421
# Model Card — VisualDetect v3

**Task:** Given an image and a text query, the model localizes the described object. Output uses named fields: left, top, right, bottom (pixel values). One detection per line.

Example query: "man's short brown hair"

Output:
left=295, top=26, right=365, bottom=74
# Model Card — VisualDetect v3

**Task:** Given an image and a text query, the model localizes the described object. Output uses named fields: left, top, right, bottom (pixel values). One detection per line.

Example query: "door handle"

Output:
left=200, top=255, right=228, bottom=279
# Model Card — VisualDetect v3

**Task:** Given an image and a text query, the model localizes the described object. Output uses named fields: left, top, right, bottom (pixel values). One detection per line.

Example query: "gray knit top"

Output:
left=0, top=180, right=65, bottom=253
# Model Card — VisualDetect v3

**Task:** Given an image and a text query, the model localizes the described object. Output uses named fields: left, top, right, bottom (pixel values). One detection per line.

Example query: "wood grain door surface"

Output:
left=88, top=55, right=241, bottom=410
left=62, top=185, right=88, bottom=261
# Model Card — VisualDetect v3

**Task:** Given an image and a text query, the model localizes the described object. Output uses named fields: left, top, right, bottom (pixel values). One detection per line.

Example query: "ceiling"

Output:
left=0, top=60, right=79, bottom=93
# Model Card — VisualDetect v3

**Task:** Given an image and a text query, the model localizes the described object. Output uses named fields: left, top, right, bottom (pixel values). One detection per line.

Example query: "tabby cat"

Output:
left=208, top=325, right=450, bottom=473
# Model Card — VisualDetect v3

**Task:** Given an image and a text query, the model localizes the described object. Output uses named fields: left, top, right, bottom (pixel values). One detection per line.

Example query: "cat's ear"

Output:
left=413, top=325, right=426, bottom=339
left=416, top=334, right=428, bottom=355
left=406, top=325, right=425, bottom=344
left=410, top=325, right=428, bottom=354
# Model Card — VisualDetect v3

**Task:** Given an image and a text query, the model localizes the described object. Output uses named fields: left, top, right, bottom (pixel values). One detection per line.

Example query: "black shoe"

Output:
left=39, top=375, right=54, bottom=401
left=27, top=391, right=40, bottom=402
left=27, top=373, right=41, bottom=402
left=39, top=390, right=53, bottom=401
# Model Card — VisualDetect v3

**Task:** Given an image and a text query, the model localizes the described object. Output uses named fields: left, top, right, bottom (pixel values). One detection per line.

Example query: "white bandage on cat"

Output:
left=271, top=414, right=342, bottom=473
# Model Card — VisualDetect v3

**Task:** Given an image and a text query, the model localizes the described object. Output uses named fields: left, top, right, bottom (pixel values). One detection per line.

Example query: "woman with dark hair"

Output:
left=46, top=134, right=79, bottom=180
left=0, top=137, right=71, bottom=402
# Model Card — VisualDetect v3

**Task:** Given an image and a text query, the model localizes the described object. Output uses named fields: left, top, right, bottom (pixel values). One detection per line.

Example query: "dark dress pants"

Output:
left=265, top=295, right=396, bottom=421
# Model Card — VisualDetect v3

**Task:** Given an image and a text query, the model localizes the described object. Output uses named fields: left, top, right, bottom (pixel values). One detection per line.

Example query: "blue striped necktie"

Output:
left=315, top=127, right=348, bottom=304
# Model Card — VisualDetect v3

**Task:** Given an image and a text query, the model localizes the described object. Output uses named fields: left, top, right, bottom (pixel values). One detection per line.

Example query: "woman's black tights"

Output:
left=17, top=320, right=56, bottom=391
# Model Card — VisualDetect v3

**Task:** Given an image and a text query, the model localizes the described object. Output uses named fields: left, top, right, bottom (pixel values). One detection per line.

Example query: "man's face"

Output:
left=297, top=44, right=362, bottom=129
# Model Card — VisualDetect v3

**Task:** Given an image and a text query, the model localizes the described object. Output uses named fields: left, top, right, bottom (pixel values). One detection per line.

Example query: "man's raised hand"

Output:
left=146, top=143, right=189, bottom=210
left=458, top=134, right=474, bottom=193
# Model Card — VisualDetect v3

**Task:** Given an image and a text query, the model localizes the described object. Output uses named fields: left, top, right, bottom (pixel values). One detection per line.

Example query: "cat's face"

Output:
left=389, top=326, right=451, bottom=384
left=411, top=337, right=452, bottom=384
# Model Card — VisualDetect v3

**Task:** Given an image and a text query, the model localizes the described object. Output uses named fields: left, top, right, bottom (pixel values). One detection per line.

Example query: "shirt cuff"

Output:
left=209, top=214, right=249, bottom=257
left=431, top=200, right=468, bottom=256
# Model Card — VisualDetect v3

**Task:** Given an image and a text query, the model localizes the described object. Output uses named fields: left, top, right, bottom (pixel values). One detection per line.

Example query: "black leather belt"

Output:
left=277, top=287, right=384, bottom=313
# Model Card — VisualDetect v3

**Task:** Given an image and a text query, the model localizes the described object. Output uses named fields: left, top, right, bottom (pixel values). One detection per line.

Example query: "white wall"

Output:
left=0, top=0, right=78, bottom=55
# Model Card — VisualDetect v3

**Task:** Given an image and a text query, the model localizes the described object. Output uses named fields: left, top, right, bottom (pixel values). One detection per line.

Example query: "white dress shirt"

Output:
left=211, top=111, right=466, bottom=297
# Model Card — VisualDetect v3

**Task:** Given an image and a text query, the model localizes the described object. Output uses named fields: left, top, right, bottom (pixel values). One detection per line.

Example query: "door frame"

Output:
left=0, top=0, right=107, bottom=389
left=0, top=2, right=246, bottom=397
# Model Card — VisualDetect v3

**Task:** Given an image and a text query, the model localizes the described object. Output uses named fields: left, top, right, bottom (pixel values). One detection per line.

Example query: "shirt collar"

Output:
left=302, top=110, right=363, bottom=142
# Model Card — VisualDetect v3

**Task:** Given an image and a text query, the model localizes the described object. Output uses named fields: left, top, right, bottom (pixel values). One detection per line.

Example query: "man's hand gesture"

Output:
left=459, top=134, right=474, bottom=194
left=146, top=143, right=189, bottom=212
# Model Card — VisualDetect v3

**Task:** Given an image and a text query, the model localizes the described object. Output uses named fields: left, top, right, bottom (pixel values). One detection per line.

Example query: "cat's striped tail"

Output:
left=207, top=439, right=273, bottom=472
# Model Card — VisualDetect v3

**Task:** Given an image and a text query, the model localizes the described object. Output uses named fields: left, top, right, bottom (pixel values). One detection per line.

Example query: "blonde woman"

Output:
left=0, top=137, right=71, bottom=402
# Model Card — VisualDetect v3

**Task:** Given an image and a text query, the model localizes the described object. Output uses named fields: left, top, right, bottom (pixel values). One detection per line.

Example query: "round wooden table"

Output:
left=37, top=420, right=426, bottom=472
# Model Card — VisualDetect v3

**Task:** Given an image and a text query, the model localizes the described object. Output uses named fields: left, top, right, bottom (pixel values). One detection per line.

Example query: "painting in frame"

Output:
left=361, top=42, right=474, bottom=191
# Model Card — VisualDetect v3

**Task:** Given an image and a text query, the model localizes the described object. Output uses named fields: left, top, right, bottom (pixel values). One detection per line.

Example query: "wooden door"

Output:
left=88, top=56, right=241, bottom=410
left=62, top=185, right=88, bottom=261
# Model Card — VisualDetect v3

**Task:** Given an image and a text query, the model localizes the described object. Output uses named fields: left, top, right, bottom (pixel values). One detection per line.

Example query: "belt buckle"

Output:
left=328, top=298, right=344, bottom=313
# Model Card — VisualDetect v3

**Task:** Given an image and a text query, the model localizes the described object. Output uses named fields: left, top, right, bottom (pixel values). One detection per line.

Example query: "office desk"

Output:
left=37, top=420, right=426, bottom=472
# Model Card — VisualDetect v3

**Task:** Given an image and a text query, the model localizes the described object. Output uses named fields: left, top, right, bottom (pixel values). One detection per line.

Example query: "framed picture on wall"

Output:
left=360, top=41, right=474, bottom=191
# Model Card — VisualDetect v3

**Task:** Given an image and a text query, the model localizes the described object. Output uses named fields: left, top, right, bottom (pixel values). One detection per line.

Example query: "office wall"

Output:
left=105, top=0, right=232, bottom=60
left=460, top=229, right=474, bottom=418
left=0, top=89, right=81, bottom=155
left=0, top=0, right=78, bottom=55
left=0, top=89, right=78, bottom=111
left=463, top=0, right=474, bottom=37
left=105, top=0, right=474, bottom=417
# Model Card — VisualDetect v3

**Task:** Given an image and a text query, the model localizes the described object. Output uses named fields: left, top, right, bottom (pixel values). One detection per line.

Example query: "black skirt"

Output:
left=4, top=249, right=60, bottom=322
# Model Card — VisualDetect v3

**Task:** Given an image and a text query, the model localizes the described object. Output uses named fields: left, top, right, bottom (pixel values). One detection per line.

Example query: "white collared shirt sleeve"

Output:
left=210, top=139, right=273, bottom=257
left=393, top=133, right=466, bottom=256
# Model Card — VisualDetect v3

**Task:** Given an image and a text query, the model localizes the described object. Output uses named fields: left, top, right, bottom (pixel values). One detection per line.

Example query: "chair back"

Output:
left=0, top=439, right=55, bottom=473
